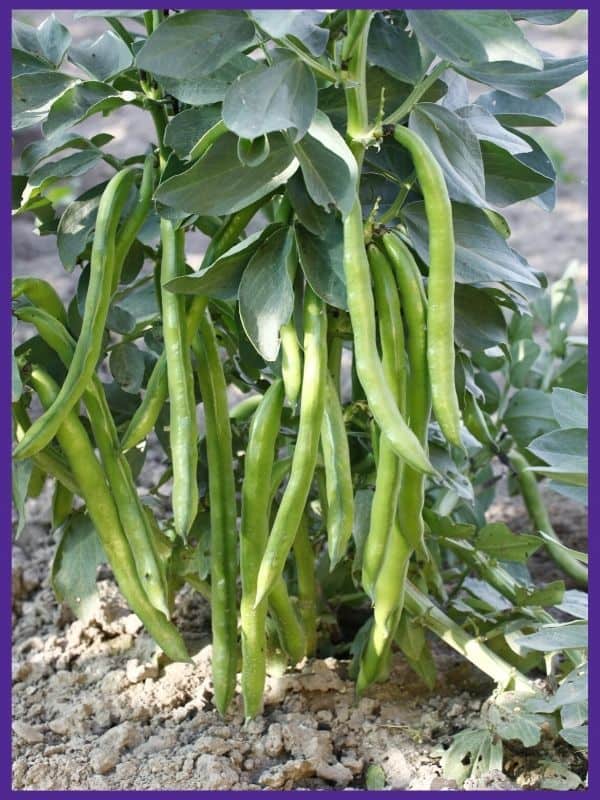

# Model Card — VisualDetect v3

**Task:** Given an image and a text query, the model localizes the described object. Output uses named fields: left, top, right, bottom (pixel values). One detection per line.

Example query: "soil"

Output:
left=12, top=11, right=588, bottom=792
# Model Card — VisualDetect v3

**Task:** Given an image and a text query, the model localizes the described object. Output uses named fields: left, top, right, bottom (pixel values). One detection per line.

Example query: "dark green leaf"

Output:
left=51, top=511, right=106, bottom=623
left=287, top=171, right=333, bottom=236
left=407, top=11, right=542, bottom=69
left=250, top=10, right=329, bottom=57
left=476, top=90, right=563, bottom=127
left=239, top=227, right=294, bottom=361
left=454, top=285, right=507, bottom=351
left=441, top=728, right=503, bottom=785
left=164, top=106, right=222, bottom=158
left=136, top=10, right=255, bottom=80
left=109, top=281, right=160, bottom=333
left=223, top=53, right=316, bottom=142
left=504, top=389, right=556, bottom=447
left=237, top=135, right=270, bottom=167
left=12, top=72, right=76, bottom=130
left=511, top=11, right=577, bottom=25
left=12, top=459, right=34, bottom=540
left=476, top=521, right=541, bottom=562
left=481, top=140, right=554, bottom=208
left=43, top=81, right=134, bottom=137
left=460, top=54, right=587, bottom=99
left=57, top=189, right=103, bottom=270
left=13, top=15, right=71, bottom=67
left=156, top=53, right=255, bottom=106
left=27, top=149, right=103, bottom=192
left=21, top=131, right=113, bottom=172
left=295, top=217, right=346, bottom=310
left=457, top=105, right=530, bottom=155
left=69, top=30, right=133, bottom=81
left=156, top=132, right=298, bottom=216
left=109, top=342, right=146, bottom=394
left=368, top=13, right=423, bottom=83
left=515, top=581, right=565, bottom=607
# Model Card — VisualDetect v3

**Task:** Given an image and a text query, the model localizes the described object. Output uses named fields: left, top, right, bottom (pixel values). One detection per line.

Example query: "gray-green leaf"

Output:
left=69, top=30, right=133, bottom=81
left=250, top=10, right=329, bottom=57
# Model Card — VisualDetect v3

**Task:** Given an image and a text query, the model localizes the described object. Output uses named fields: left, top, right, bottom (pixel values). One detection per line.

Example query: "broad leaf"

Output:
left=476, top=90, right=563, bottom=127
left=295, top=217, right=346, bottom=310
left=12, top=459, right=34, bottom=540
left=441, top=728, right=503, bottom=785
left=456, top=105, right=530, bottom=155
left=57, top=188, right=104, bottom=270
left=406, top=11, right=543, bottom=69
left=164, top=106, right=222, bottom=158
left=156, top=53, right=255, bottom=106
left=69, top=30, right=133, bottom=81
left=555, top=590, right=588, bottom=621
left=368, top=13, right=423, bottom=83
left=12, top=72, right=75, bottom=130
left=511, top=622, right=588, bottom=651
left=13, top=15, right=71, bottom=67
left=552, top=388, right=587, bottom=430
left=43, top=81, right=135, bottom=137
left=486, top=692, right=545, bottom=746
left=286, top=171, right=333, bottom=236
left=136, top=10, right=255, bottom=80
left=20, top=131, right=113, bottom=172
left=155, top=132, right=298, bottom=216
left=109, top=342, right=146, bottom=394
left=27, top=149, right=103, bottom=193
left=527, top=427, right=587, bottom=484
left=504, top=389, right=557, bottom=447
left=511, top=11, right=577, bottom=25
left=238, top=227, right=294, bottom=361
left=475, top=522, right=540, bottom=562
left=223, top=53, right=317, bottom=142
left=250, top=10, right=329, bottom=57
left=454, top=285, right=507, bottom=351
left=461, top=54, right=588, bottom=99
left=12, top=48, right=51, bottom=77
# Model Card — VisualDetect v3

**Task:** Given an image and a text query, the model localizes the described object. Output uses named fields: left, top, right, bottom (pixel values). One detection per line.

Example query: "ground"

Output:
left=12, top=11, right=588, bottom=792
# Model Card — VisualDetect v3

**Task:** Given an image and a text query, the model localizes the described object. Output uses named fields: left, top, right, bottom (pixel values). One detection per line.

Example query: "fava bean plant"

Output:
left=12, top=9, right=588, bottom=768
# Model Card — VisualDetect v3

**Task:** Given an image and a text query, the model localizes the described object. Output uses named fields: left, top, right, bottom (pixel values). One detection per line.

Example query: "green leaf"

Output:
left=155, top=132, right=298, bottom=216
left=21, top=131, right=113, bottom=172
left=51, top=511, right=106, bottom=624
left=239, top=228, right=294, bottom=361
left=57, top=188, right=104, bottom=271
left=552, top=388, right=587, bottom=430
left=486, top=691, right=545, bottom=746
left=237, top=135, right=270, bottom=167
left=441, top=728, right=503, bottom=786
left=43, top=81, right=135, bottom=138
left=540, top=762, right=583, bottom=789
left=409, top=104, right=486, bottom=207
left=27, top=149, right=103, bottom=193
left=109, top=342, right=146, bottom=394
left=136, top=10, right=255, bottom=80
left=250, top=10, right=329, bottom=57
left=223, top=53, right=316, bottom=142
left=555, top=590, right=588, bottom=620
left=475, top=522, right=541, bottom=563
left=13, top=15, right=71, bottom=67
left=511, top=11, right=577, bottom=25
left=69, top=30, right=133, bottom=81
left=476, top=90, right=563, bottom=127
left=293, top=110, right=357, bottom=218
left=12, top=334, right=23, bottom=403
left=164, top=105, right=222, bottom=158
left=460, top=54, right=587, bottom=99
left=560, top=724, right=587, bottom=750
left=511, top=621, right=588, bottom=651
left=515, top=580, right=565, bottom=608
left=156, top=53, right=255, bottom=107
left=406, top=11, right=543, bottom=69
left=12, top=71, right=76, bottom=130
left=13, top=47, right=51, bottom=77
left=367, top=13, right=423, bottom=83
left=12, top=458, right=34, bottom=540
left=481, top=139, right=555, bottom=208
left=454, top=285, right=507, bottom=352
left=402, top=202, right=539, bottom=289
left=556, top=663, right=587, bottom=707
left=351, top=489, right=374, bottom=584
left=456, top=105, right=530, bottom=155
left=548, top=482, right=587, bottom=506
left=504, top=389, right=556, bottom=447
left=365, top=764, right=386, bottom=790
left=286, top=171, right=333, bottom=236
left=527, top=427, right=587, bottom=483
left=423, top=508, right=476, bottom=539
left=295, top=217, right=346, bottom=310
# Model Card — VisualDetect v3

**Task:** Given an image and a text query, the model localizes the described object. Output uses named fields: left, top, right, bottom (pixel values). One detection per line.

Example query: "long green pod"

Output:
left=361, top=245, right=406, bottom=597
left=193, top=313, right=238, bottom=714
left=52, top=482, right=73, bottom=529
left=13, top=168, right=136, bottom=461
left=12, top=277, right=67, bottom=326
left=342, top=199, right=433, bottom=474
left=121, top=201, right=263, bottom=451
left=280, top=320, right=303, bottom=407
left=239, top=379, right=285, bottom=718
left=292, top=513, right=318, bottom=656
left=112, top=154, right=155, bottom=291
left=15, top=305, right=169, bottom=615
left=268, top=578, right=307, bottom=666
left=392, top=124, right=462, bottom=447
left=160, top=218, right=199, bottom=539
left=381, top=233, right=431, bottom=557
left=320, top=374, right=354, bottom=568
left=27, top=367, right=189, bottom=662
left=255, top=286, right=328, bottom=606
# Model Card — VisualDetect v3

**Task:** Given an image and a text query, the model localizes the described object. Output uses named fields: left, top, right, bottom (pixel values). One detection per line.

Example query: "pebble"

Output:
left=12, top=720, right=45, bottom=744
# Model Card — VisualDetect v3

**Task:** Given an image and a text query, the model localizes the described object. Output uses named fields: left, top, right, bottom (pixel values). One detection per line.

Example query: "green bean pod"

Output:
left=280, top=319, right=303, bottom=407
left=229, top=393, right=263, bottom=422
left=361, top=245, right=406, bottom=597
left=160, top=218, right=199, bottom=539
left=12, top=277, right=67, bottom=326
left=240, top=379, right=285, bottom=718
left=320, top=374, right=354, bottom=568
left=27, top=367, right=189, bottom=662
left=268, top=578, right=307, bottom=666
left=292, top=513, right=318, bottom=656
left=15, top=305, right=169, bottom=615
left=342, top=198, right=433, bottom=474
left=392, top=124, right=462, bottom=447
left=52, top=482, right=73, bottom=529
left=193, top=312, right=238, bottom=714
left=381, top=233, right=431, bottom=557
left=13, top=168, right=137, bottom=461
left=255, top=286, right=328, bottom=606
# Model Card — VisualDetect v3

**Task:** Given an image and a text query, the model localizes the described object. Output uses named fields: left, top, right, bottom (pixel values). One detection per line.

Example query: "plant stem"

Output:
left=383, top=61, right=449, bottom=126
left=344, top=14, right=372, bottom=163
left=275, top=37, right=339, bottom=83
left=378, top=172, right=416, bottom=225
left=342, top=11, right=373, bottom=62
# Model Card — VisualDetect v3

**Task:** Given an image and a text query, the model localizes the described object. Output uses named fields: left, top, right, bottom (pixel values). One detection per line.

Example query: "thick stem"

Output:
left=383, top=61, right=449, bottom=126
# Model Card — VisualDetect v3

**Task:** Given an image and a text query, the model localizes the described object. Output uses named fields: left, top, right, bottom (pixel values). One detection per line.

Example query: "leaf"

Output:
left=511, top=622, right=588, bottom=651
left=21, top=131, right=113, bottom=172
left=237, top=135, right=270, bottom=167
left=552, top=388, right=587, bottom=430
left=136, top=10, right=255, bottom=80
left=559, top=724, right=587, bottom=750
left=223, top=53, right=317, bottom=142
left=365, top=764, right=386, bottom=790
left=460, top=54, right=588, bottom=99
left=164, top=105, right=222, bottom=158
left=51, top=512, right=106, bottom=624
left=69, top=30, right=133, bottom=81
left=504, top=389, right=556, bottom=447
left=548, top=482, right=587, bottom=506
left=287, top=171, right=333, bottom=237
left=26, top=149, right=103, bottom=193
left=367, top=13, right=423, bottom=83
left=454, top=285, right=507, bottom=352
left=475, top=522, right=541, bottom=563
left=155, top=132, right=298, bottom=216
left=511, top=11, right=577, bottom=25
left=462, top=577, right=512, bottom=612
left=12, top=48, right=51, bottom=77
left=295, top=217, right=346, bottom=310
left=57, top=188, right=104, bottom=271
left=409, top=104, right=486, bottom=207
left=540, top=762, right=583, bottom=789
left=13, top=15, right=71, bottom=67
left=475, top=90, right=563, bottom=127
left=482, top=135, right=555, bottom=208
left=514, top=580, right=565, bottom=608
left=441, top=728, right=503, bottom=786
left=293, top=110, right=357, bottom=218
left=486, top=691, right=545, bottom=746
left=555, top=590, right=588, bottom=620
left=402, top=202, right=539, bottom=289
left=456, top=105, right=530, bottom=155
left=12, top=459, right=34, bottom=540
left=156, top=53, right=255, bottom=106
left=556, top=663, right=587, bottom=707
left=109, top=342, right=146, bottom=394
left=43, top=81, right=135, bottom=138
left=350, top=489, right=374, bottom=583
left=250, top=10, right=329, bottom=57
left=12, top=71, right=76, bottom=130
left=510, top=339, right=541, bottom=388
left=527, top=427, right=587, bottom=484
left=538, top=531, right=588, bottom=564
left=560, top=702, right=587, bottom=730
left=407, top=11, right=543, bottom=69
left=238, top=228, right=294, bottom=361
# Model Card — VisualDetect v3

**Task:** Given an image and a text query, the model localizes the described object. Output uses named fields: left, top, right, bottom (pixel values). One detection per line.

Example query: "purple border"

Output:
left=6, top=1, right=591, bottom=798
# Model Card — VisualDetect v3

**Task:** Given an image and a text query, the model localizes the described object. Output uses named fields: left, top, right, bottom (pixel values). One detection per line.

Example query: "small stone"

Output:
left=126, top=658, right=159, bottom=684
left=263, top=723, right=284, bottom=757
left=382, top=748, right=413, bottom=789
left=136, top=731, right=177, bottom=755
left=195, top=754, right=239, bottom=790
left=259, top=759, right=314, bottom=789
left=315, top=761, right=353, bottom=785
left=90, top=722, right=142, bottom=774
left=447, top=702, right=465, bottom=718
left=12, top=720, right=44, bottom=744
